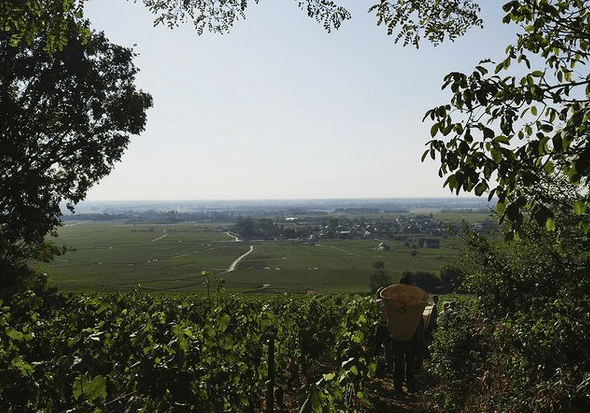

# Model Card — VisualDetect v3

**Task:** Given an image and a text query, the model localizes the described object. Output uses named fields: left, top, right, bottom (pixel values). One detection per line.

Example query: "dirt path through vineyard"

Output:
left=367, top=362, right=442, bottom=412
left=222, top=244, right=254, bottom=273
left=271, top=360, right=442, bottom=412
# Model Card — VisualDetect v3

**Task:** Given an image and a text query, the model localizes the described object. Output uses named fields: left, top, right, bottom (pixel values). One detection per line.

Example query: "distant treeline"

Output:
left=334, top=207, right=409, bottom=213
left=61, top=210, right=236, bottom=223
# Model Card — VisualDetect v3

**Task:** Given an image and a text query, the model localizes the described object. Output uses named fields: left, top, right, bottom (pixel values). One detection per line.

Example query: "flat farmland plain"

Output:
left=43, top=220, right=462, bottom=293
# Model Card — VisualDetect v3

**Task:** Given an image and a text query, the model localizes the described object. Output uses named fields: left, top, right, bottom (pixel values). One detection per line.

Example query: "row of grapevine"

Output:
left=0, top=288, right=380, bottom=412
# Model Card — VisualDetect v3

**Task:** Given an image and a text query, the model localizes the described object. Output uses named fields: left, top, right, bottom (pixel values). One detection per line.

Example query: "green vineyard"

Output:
left=43, top=220, right=461, bottom=294
left=1, top=288, right=380, bottom=412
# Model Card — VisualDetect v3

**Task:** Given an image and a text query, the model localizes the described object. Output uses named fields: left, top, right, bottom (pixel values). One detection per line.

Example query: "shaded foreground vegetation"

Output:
left=3, top=276, right=590, bottom=412
left=1, top=287, right=383, bottom=412
left=429, top=221, right=590, bottom=413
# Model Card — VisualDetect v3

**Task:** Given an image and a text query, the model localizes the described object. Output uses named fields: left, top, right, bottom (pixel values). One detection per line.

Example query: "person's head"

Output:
left=432, top=295, right=439, bottom=304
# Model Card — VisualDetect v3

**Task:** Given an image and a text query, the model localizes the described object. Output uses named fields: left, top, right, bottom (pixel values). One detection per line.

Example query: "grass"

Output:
left=42, top=220, right=462, bottom=294
left=46, top=221, right=244, bottom=291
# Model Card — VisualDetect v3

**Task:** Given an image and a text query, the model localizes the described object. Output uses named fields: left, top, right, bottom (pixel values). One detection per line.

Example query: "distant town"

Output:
left=62, top=198, right=497, bottom=243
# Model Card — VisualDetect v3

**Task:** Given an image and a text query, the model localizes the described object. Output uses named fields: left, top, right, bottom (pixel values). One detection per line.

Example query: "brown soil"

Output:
left=263, top=361, right=443, bottom=412
left=367, top=363, right=442, bottom=413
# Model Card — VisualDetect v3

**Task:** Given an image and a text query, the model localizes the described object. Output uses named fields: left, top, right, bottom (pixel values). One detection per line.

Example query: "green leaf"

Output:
left=575, top=147, right=590, bottom=176
left=73, top=376, right=83, bottom=401
left=6, top=328, right=24, bottom=341
left=491, top=148, right=503, bottom=163
left=430, top=122, right=439, bottom=137
left=421, top=150, right=429, bottom=162
left=474, top=182, right=488, bottom=196
left=496, top=200, right=506, bottom=215
left=574, top=200, right=587, bottom=216
left=552, top=134, right=563, bottom=153
left=543, top=161, right=554, bottom=175
left=545, top=217, right=556, bottom=232
left=482, top=127, right=495, bottom=140
left=323, top=373, right=335, bottom=381
left=86, top=375, right=107, bottom=402
left=219, top=313, right=230, bottom=333
left=444, top=175, right=458, bottom=190
left=73, top=375, right=107, bottom=402
left=495, top=135, right=510, bottom=145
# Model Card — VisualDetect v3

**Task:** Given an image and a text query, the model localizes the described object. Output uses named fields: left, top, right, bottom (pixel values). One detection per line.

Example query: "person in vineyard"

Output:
left=391, top=277, right=425, bottom=393
left=372, top=287, right=393, bottom=375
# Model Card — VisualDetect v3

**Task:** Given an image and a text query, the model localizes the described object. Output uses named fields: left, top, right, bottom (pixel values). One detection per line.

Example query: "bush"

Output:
left=429, top=222, right=590, bottom=412
left=402, top=270, right=443, bottom=292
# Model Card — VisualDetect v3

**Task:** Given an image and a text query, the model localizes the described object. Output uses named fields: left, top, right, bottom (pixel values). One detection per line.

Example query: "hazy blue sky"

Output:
left=84, top=0, right=516, bottom=201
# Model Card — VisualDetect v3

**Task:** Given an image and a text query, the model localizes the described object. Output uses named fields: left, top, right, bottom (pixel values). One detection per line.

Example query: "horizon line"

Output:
left=79, top=195, right=487, bottom=202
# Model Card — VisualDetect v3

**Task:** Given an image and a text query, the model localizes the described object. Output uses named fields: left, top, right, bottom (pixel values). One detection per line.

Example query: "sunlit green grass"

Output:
left=226, top=237, right=457, bottom=293
left=46, top=221, right=248, bottom=291
left=42, top=220, right=461, bottom=293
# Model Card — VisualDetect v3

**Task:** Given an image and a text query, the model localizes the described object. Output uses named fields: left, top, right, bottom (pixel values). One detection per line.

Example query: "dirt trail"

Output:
left=222, top=245, right=254, bottom=273
left=367, top=365, right=441, bottom=413
left=271, top=360, right=441, bottom=412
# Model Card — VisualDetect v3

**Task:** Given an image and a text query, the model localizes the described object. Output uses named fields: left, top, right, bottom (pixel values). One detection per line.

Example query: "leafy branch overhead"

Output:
left=423, top=0, right=590, bottom=236
left=1, top=1, right=483, bottom=50
left=368, top=0, right=482, bottom=47
left=141, top=0, right=482, bottom=46
left=142, top=0, right=352, bottom=35
left=0, top=0, right=89, bottom=52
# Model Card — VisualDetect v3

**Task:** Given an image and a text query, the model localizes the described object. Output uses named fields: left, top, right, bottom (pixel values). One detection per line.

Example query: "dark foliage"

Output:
left=402, top=270, right=443, bottom=293
left=430, top=222, right=590, bottom=412
left=0, top=23, right=152, bottom=289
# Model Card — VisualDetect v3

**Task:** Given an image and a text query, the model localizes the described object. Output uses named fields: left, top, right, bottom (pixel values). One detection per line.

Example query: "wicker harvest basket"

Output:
left=379, top=284, right=430, bottom=341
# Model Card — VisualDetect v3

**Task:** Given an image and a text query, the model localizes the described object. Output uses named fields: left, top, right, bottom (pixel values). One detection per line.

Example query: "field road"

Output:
left=222, top=245, right=254, bottom=273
